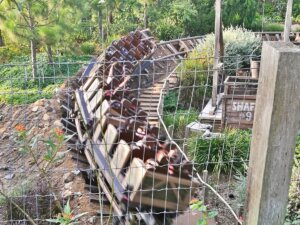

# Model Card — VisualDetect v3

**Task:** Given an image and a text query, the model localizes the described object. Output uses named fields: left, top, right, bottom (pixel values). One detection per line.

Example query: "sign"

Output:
left=232, top=101, right=256, bottom=121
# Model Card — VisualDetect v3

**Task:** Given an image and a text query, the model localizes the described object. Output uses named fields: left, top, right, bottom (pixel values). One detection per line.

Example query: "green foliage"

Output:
left=294, top=15, right=300, bottom=23
left=0, top=54, right=90, bottom=104
left=233, top=170, right=247, bottom=211
left=46, top=199, right=88, bottom=225
left=285, top=165, right=300, bottom=224
left=285, top=136, right=300, bottom=224
left=154, top=21, right=184, bottom=40
left=163, top=109, right=198, bottom=140
left=187, top=129, right=251, bottom=174
left=198, top=27, right=262, bottom=75
left=0, top=44, right=30, bottom=63
left=163, top=91, right=179, bottom=112
left=263, top=23, right=284, bottom=32
left=178, top=52, right=211, bottom=109
left=80, top=41, right=96, bottom=55
left=295, top=135, right=300, bottom=162
left=0, top=0, right=299, bottom=60
left=0, top=181, right=31, bottom=205
left=189, top=199, right=218, bottom=225
left=223, top=0, right=258, bottom=28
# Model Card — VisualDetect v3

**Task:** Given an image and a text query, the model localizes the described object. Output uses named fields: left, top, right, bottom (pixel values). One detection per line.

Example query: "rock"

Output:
left=62, top=190, right=73, bottom=199
left=54, top=159, right=64, bottom=167
left=72, top=169, right=81, bottom=175
left=64, top=182, right=73, bottom=190
left=43, top=114, right=50, bottom=121
left=4, top=173, right=15, bottom=180
left=74, top=192, right=82, bottom=198
left=53, top=120, right=63, bottom=128
left=45, top=106, right=53, bottom=112
left=31, top=106, right=39, bottom=112
left=32, top=100, right=44, bottom=107
left=63, top=172, right=75, bottom=183
left=38, top=123, right=44, bottom=128
left=28, top=159, right=35, bottom=165
left=1, top=133, right=9, bottom=140
left=88, top=216, right=97, bottom=224
left=0, top=166, right=9, bottom=171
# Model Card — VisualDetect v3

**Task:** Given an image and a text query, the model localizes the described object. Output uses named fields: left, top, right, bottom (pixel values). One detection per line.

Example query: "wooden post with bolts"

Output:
left=244, top=42, right=300, bottom=225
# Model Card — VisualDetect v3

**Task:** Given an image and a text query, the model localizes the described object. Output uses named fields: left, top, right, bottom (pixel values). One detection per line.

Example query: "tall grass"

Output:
left=187, top=129, right=251, bottom=174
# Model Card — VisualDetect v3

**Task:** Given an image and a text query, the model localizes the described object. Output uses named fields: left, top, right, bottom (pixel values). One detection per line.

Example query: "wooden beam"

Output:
left=212, top=0, right=222, bottom=107
left=284, top=0, right=293, bottom=42
left=245, top=42, right=300, bottom=225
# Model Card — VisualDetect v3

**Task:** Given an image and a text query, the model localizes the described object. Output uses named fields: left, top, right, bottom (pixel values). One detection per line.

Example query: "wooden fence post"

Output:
left=283, top=0, right=293, bottom=42
left=212, top=0, right=223, bottom=107
left=245, top=42, right=300, bottom=225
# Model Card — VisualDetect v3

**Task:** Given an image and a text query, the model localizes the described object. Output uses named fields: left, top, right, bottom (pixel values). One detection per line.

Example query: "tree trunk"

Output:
left=98, top=8, right=103, bottom=41
left=108, top=10, right=113, bottom=24
left=47, top=44, right=53, bottom=64
left=0, top=30, right=4, bottom=47
left=30, top=39, right=37, bottom=79
left=144, top=3, right=148, bottom=28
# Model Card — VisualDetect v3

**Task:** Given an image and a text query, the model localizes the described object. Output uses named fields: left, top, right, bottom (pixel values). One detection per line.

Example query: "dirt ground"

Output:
left=0, top=97, right=241, bottom=225
left=0, top=99, right=101, bottom=224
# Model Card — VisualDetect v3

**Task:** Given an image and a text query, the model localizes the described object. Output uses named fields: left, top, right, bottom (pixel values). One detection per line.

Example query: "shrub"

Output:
left=0, top=53, right=90, bottom=104
left=154, top=20, right=184, bottom=40
left=294, top=15, right=300, bottom=23
left=0, top=44, right=30, bottom=64
left=194, top=27, right=262, bottom=75
left=163, top=109, right=198, bottom=140
left=177, top=54, right=212, bottom=109
left=163, top=91, right=180, bottom=112
left=187, top=128, right=251, bottom=174
left=263, top=23, right=284, bottom=32
left=80, top=41, right=96, bottom=55
left=285, top=164, right=300, bottom=224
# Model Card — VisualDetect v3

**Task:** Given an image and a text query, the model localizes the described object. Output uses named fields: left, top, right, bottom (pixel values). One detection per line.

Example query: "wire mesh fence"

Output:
left=0, top=50, right=299, bottom=225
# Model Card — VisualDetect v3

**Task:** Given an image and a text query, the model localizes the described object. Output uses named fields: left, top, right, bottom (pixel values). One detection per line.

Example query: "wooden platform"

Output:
left=199, top=94, right=223, bottom=132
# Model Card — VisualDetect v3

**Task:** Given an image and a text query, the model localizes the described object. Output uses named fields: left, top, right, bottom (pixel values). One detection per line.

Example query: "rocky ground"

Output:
left=0, top=99, right=101, bottom=224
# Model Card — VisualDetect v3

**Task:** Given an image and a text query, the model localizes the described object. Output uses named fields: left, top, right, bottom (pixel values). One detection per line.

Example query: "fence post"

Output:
left=244, top=42, right=300, bottom=225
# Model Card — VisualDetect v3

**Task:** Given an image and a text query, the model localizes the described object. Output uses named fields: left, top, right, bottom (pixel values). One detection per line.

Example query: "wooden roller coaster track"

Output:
left=59, top=30, right=204, bottom=225
left=59, top=30, right=299, bottom=225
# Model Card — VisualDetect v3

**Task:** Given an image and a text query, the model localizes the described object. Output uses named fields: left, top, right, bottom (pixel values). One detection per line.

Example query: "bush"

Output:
left=286, top=164, right=300, bottom=224
left=187, top=129, right=251, bottom=174
left=195, top=27, right=262, bottom=75
left=163, top=109, right=198, bottom=140
left=154, top=21, right=184, bottom=40
left=294, top=15, right=300, bottom=23
left=80, top=41, right=96, bottom=55
left=263, top=23, right=284, bottom=32
left=285, top=135, right=300, bottom=224
left=178, top=54, right=212, bottom=109
left=0, top=54, right=90, bottom=104
left=163, top=91, right=179, bottom=112
left=0, top=44, right=30, bottom=64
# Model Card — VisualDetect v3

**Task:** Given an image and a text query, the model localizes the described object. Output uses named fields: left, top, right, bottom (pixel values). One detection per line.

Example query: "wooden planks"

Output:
left=70, top=30, right=203, bottom=217
left=123, top=158, right=198, bottom=211
left=222, top=76, right=258, bottom=130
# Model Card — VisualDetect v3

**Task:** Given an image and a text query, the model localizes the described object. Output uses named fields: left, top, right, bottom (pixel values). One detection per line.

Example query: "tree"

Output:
left=222, top=0, right=258, bottom=28
left=0, top=0, right=57, bottom=78
left=0, top=0, right=88, bottom=73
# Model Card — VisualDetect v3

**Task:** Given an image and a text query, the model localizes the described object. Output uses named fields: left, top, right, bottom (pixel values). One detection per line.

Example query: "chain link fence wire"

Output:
left=0, top=51, right=298, bottom=225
